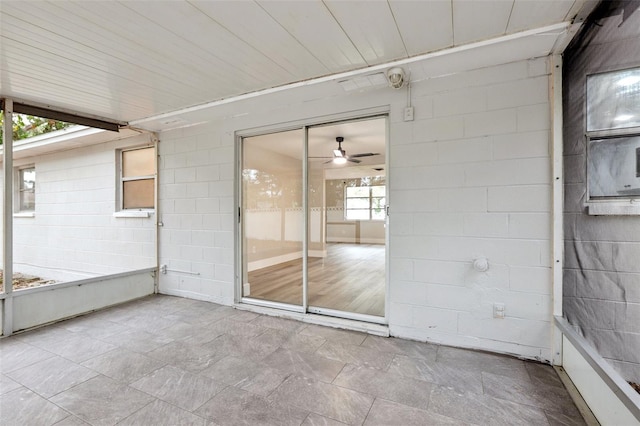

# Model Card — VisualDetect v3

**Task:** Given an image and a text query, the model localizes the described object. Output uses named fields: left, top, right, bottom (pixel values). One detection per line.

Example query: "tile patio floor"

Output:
left=0, top=295, right=585, bottom=425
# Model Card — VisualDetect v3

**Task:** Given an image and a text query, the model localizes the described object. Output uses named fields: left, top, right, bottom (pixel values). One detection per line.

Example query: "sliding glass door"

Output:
left=240, top=117, right=387, bottom=321
left=241, top=129, right=304, bottom=308
left=306, top=120, right=387, bottom=320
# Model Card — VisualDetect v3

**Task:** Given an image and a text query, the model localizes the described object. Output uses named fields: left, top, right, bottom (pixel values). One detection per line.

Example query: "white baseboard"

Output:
left=247, top=251, right=302, bottom=272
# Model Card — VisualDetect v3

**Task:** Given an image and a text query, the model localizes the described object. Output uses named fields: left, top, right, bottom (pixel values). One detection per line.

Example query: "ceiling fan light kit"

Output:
left=315, top=136, right=381, bottom=166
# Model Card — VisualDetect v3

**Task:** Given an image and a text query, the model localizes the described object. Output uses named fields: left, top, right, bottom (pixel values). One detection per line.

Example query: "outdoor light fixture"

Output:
left=387, top=67, right=406, bottom=89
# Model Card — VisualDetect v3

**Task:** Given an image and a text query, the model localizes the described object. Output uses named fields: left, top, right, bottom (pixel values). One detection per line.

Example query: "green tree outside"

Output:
left=0, top=112, right=71, bottom=144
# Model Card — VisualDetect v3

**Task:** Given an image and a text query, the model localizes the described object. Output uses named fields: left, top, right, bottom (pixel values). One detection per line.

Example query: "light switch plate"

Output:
left=403, top=106, right=414, bottom=122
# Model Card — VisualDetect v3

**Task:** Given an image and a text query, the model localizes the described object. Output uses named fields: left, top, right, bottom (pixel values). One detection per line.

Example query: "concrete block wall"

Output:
left=563, top=3, right=640, bottom=383
left=6, top=134, right=156, bottom=281
left=157, top=126, right=235, bottom=303
left=158, top=57, right=555, bottom=361
left=389, top=58, right=553, bottom=361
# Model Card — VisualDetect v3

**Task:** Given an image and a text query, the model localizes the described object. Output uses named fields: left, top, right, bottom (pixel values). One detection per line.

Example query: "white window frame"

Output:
left=14, top=165, right=36, bottom=216
left=344, top=185, right=386, bottom=221
left=118, top=146, right=156, bottom=212
left=585, top=66, right=640, bottom=215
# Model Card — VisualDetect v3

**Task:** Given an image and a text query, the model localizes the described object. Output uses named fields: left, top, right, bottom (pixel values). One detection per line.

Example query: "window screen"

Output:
left=587, top=68, right=640, bottom=132
left=588, top=136, right=640, bottom=199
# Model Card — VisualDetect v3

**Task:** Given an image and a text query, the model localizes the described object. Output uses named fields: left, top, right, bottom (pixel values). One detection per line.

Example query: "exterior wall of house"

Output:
left=563, top=2, right=640, bottom=383
left=158, top=57, right=555, bottom=360
left=0, top=133, right=156, bottom=282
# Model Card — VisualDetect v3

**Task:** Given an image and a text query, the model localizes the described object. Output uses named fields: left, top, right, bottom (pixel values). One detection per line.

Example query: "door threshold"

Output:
left=234, top=302, right=389, bottom=336
left=307, top=306, right=386, bottom=325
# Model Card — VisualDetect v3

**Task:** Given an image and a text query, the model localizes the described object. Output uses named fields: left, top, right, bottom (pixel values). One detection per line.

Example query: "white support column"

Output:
left=551, top=56, right=564, bottom=365
left=153, top=133, right=160, bottom=294
left=2, top=98, right=14, bottom=337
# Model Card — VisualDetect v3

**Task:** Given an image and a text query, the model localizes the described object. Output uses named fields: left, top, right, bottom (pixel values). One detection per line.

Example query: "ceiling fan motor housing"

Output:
left=328, top=136, right=379, bottom=164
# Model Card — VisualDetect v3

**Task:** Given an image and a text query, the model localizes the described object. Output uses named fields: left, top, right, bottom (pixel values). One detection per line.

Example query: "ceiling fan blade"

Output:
left=349, top=152, right=380, bottom=158
left=347, top=158, right=362, bottom=164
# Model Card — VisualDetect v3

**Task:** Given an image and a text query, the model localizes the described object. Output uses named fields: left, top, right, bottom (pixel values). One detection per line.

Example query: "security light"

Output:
left=387, top=67, right=406, bottom=89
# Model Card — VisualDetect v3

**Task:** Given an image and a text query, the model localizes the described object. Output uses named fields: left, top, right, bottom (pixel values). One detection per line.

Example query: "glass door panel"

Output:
left=241, top=129, right=304, bottom=306
left=306, top=119, right=387, bottom=318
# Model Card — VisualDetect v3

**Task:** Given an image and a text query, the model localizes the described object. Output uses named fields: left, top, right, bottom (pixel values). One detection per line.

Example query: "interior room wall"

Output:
left=563, top=1, right=640, bottom=383
left=241, top=139, right=326, bottom=271
left=0, top=134, right=156, bottom=282
left=158, top=56, right=555, bottom=360
left=309, top=167, right=326, bottom=256
left=242, top=141, right=303, bottom=269
left=325, top=178, right=386, bottom=244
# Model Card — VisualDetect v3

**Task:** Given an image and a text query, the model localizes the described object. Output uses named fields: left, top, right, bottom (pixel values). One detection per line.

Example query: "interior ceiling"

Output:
left=244, top=117, right=386, bottom=178
left=0, top=0, right=594, bottom=128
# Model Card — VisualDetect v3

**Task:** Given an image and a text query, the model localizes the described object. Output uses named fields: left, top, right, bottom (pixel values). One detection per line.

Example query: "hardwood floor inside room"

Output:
left=248, top=243, right=385, bottom=317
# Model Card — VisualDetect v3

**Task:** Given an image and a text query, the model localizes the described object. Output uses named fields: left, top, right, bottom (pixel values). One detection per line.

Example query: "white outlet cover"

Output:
left=403, top=106, right=414, bottom=121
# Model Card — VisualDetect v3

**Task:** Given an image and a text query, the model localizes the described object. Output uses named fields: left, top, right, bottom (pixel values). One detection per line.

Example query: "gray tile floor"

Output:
left=0, top=295, right=586, bottom=426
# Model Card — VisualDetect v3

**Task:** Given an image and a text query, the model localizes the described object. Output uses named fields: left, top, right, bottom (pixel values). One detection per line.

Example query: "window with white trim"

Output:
left=17, top=166, right=35, bottom=212
left=120, top=147, right=155, bottom=210
left=586, top=67, right=640, bottom=209
left=345, top=185, right=385, bottom=220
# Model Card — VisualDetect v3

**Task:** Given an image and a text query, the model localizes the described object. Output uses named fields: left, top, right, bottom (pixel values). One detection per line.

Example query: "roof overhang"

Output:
left=134, top=22, right=579, bottom=132
left=0, top=0, right=599, bottom=130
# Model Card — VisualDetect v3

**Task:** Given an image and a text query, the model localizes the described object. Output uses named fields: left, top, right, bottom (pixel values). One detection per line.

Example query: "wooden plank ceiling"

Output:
left=0, top=0, right=587, bottom=125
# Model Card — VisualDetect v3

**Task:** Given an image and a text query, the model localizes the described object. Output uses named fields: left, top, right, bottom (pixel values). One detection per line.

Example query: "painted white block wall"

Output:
left=12, top=269, right=155, bottom=332
left=390, top=59, right=553, bottom=361
left=0, top=134, right=156, bottom=281
left=157, top=126, right=235, bottom=303
left=158, top=57, right=554, bottom=361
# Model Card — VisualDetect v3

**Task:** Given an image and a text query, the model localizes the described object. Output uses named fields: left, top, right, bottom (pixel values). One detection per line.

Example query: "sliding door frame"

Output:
left=234, top=108, right=390, bottom=324
left=235, top=125, right=306, bottom=314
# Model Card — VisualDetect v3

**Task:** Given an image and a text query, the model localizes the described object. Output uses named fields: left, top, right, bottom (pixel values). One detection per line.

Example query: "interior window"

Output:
left=345, top=185, right=385, bottom=220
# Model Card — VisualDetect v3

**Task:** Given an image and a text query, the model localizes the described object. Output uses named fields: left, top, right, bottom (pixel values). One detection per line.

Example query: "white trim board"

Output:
left=556, top=316, right=640, bottom=425
left=246, top=250, right=327, bottom=272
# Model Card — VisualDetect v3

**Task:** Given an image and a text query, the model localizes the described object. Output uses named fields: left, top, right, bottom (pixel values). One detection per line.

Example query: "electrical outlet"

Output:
left=493, top=302, right=505, bottom=319
left=403, top=106, right=414, bottom=122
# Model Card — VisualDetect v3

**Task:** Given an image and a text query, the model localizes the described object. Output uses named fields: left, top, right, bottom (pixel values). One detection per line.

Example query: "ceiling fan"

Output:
left=312, top=137, right=380, bottom=164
